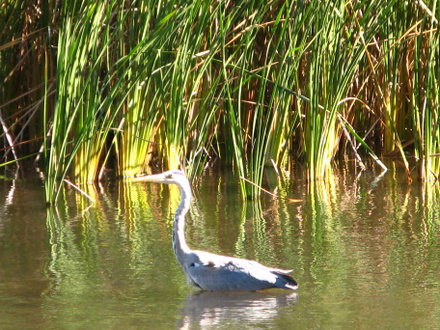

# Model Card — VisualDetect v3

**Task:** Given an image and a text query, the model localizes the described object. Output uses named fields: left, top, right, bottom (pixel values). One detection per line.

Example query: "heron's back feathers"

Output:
left=185, top=251, right=298, bottom=291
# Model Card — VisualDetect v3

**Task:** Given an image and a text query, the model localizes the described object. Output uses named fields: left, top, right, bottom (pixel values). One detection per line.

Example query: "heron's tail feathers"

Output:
left=276, top=272, right=298, bottom=290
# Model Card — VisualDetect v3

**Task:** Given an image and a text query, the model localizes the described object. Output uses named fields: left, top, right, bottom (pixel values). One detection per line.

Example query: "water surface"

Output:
left=0, top=166, right=439, bottom=329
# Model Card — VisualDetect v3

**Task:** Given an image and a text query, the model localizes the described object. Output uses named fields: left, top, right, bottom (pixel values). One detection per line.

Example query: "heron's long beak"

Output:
left=133, top=173, right=165, bottom=183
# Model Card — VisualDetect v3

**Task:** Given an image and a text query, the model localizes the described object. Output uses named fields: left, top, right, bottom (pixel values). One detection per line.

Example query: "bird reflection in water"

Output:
left=178, top=290, right=298, bottom=329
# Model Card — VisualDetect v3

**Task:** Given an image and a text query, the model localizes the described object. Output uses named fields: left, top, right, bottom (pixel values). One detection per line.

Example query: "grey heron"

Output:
left=134, top=169, right=298, bottom=291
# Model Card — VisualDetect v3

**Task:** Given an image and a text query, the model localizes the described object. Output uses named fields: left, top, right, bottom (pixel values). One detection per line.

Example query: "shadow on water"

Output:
left=1, top=163, right=440, bottom=328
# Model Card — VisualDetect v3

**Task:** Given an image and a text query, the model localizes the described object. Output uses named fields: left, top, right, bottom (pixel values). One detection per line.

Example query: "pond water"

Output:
left=1, top=164, right=440, bottom=329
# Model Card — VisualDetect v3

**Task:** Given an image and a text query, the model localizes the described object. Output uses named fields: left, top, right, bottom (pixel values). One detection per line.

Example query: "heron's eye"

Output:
left=165, top=174, right=173, bottom=179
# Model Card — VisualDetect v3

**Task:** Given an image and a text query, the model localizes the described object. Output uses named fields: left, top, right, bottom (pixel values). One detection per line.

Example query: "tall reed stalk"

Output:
left=47, top=1, right=116, bottom=202
left=411, top=2, right=440, bottom=181
left=300, top=1, right=366, bottom=180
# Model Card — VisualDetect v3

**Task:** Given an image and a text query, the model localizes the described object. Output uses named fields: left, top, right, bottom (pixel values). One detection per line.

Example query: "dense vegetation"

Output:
left=1, top=1, right=439, bottom=202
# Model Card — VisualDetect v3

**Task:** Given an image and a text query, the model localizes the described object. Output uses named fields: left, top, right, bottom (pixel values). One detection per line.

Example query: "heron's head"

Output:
left=133, top=169, right=188, bottom=186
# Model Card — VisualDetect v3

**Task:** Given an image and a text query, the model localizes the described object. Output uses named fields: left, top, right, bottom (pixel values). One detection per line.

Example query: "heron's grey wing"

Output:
left=186, top=257, right=297, bottom=291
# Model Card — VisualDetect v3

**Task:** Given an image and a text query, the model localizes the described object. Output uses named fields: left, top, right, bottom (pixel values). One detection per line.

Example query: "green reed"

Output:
left=412, top=4, right=440, bottom=181
left=47, top=1, right=116, bottom=202
left=116, top=2, right=161, bottom=178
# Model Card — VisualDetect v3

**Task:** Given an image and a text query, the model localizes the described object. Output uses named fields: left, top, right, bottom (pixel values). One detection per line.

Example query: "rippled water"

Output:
left=1, top=165, right=439, bottom=329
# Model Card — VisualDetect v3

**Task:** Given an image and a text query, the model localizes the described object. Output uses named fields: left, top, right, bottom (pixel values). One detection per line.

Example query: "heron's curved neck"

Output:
left=173, top=184, right=192, bottom=262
